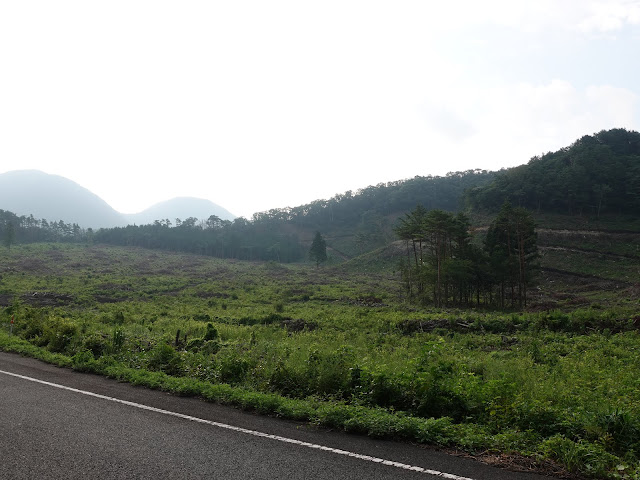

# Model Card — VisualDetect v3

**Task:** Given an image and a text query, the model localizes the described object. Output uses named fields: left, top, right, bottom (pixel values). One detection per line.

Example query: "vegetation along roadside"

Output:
left=1, top=129, right=639, bottom=478
left=0, top=241, right=639, bottom=479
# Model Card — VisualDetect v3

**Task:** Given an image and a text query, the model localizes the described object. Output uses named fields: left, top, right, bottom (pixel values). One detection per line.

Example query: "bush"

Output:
left=147, top=343, right=183, bottom=376
left=203, top=323, right=219, bottom=340
left=82, top=333, right=109, bottom=358
left=72, top=349, right=97, bottom=372
left=216, top=348, right=252, bottom=384
left=540, top=435, right=620, bottom=477
left=43, top=316, right=78, bottom=353
left=14, top=309, right=45, bottom=340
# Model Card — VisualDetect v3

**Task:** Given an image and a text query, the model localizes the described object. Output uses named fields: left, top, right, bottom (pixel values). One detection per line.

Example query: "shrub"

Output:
left=72, top=349, right=97, bottom=372
left=147, top=343, right=183, bottom=376
left=216, top=348, right=252, bottom=384
left=82, top=333, right=109, bottom=358
left=43, top=316, right=78, bottom=353
left=540, top=435, right=620, bottom=477
left=111, top=328, right=125, bottom=352
left=203, top=323, right=219, bottom=340
left=14, top=309, right=45, bottom=340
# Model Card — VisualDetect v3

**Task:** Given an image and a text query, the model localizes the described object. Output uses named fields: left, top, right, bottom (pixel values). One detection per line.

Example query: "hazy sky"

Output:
left=1, top=1, right=638, bottom=218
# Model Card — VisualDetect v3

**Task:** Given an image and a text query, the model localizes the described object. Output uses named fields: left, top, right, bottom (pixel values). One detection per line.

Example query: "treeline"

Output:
left=396, top=203, right=538, bottom=308
left=3, top=169, right=496, bottom=262
left=467, top=128, right=640, bottom=216
left=93, top=217, right=305, bottom=262
left=93, top=170, right=495, bottom=261
left=252, top=169, right=495, bottom=230
left=0, top=209, right=90, bottom=246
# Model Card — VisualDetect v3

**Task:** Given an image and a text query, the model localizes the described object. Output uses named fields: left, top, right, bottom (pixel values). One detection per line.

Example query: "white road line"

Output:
left=0, top=369, right=475, bottom=480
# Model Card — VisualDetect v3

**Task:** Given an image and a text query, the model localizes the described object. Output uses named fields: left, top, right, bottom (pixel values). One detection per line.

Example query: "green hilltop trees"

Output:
left=466, top=128, right=640, bottom=215
left=395, top=203, right=538, bottom=308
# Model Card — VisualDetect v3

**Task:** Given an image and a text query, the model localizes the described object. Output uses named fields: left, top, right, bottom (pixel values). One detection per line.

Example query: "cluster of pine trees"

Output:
left=0, top=209, right=89, bottom=246
left=93, top=216, right=305, bottom=263
left=395, top=203, right=538, bottom=308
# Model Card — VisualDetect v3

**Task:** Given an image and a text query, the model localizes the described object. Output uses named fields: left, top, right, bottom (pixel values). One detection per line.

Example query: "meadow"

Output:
left=1, top=243, right=639, bottom=479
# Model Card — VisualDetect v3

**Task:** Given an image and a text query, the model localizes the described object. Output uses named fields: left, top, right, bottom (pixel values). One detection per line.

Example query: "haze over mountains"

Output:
left=0, top=170, right=235, bottom=229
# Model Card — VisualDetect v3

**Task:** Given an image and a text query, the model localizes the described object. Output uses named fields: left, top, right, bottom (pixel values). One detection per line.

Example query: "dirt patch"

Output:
left=624, top=284, right=640, bottom=300
left=0, top=294, right=14, bottom=307
left=350, top=296, right=387, bottom=307
left=22, top=291, right=74, bottom=307
left=281, top=318, right=318, bottom=332
left=472, top=451, right=585, bottom=479
left=94, top=295, right=128, bottom=304
left=526, top=300, right=561, bottom=312
left=96, top=283, right=133, bottom=292
left=397, top=318, right=472, bottom=334
left=10, top=257, right=51, bottom=273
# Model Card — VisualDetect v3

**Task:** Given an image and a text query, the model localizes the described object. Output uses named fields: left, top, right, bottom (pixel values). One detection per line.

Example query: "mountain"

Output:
left=0, top=170, right=127, bottom=229
left=124, top=197, right=235, bottom=225
left=0, top=170, right=236, bottom=229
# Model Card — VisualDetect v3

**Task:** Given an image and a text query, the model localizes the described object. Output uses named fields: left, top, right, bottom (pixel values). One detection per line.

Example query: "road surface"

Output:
left=0, top=351, right=550, bottom=480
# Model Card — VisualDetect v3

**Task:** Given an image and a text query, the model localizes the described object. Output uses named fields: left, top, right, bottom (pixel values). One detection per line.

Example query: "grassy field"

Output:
left=1, top=242, right=639, bottom=479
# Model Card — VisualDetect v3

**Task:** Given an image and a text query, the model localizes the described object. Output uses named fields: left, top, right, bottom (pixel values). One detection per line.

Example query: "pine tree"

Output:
left=3, top=221, right=15, bottom=249
left=308, top=231, right=327, bottom=267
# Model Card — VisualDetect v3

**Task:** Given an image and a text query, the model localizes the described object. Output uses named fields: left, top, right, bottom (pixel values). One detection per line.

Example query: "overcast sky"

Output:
left=1, top=1, right=638, bottom=219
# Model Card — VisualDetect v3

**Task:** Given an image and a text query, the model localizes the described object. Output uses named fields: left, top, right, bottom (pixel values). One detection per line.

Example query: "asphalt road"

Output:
left=0, top=351, right=551, bottom=480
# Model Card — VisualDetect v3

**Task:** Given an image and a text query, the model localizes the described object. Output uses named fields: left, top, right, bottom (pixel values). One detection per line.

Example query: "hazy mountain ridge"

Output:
left=0, top=170, right=235, bottom=229
left=124, top=197, right=235, bottom=226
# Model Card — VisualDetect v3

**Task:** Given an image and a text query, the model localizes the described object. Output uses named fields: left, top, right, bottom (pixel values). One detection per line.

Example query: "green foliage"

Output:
left=72, top=349, right=97, bottom=372
left=467, top=128, right=640, bottom=216
left=308, top=231, right=327, bottom=267
left=1, top=243, right=639, bottom=478
left=111, top=328, right=125, bottom=352
left=3, top=220, right=16, bottom=249
left=147, top=343, right=183, bottom=376
left=42, top=316, right=78, bottom=353
left=395, top=205, right=539, bottom=309
left=82, top=333, right=109, bottom=358
left=203, top=323, right=219, bottom=340
left=541, top=435, right=620, bottom=477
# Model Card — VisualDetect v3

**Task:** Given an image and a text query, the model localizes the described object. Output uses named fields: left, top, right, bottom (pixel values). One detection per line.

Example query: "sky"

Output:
left=1, top=1, right=639, bottom=219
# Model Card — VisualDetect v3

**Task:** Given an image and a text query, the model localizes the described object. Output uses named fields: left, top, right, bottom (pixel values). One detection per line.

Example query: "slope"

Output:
left=0, top=170, right=127, bottom=229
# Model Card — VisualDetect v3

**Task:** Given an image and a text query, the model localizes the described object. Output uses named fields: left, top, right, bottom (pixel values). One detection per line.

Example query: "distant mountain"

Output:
left=0, top=170, right=127, bottom=229
left=124, top=197, right=235, bottom=225
left=0, top=170, right=236, bottom=229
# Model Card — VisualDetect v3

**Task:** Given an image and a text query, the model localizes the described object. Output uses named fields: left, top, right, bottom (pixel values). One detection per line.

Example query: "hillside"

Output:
left=2, top=129, right=640, bottom=272
left=1, top=243, right=640, bottom=479
left=466, top=128, right=640, bottom=216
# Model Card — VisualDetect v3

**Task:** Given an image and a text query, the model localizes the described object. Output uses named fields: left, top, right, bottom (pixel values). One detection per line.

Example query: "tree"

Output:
left=308, top=231, right=327, bottom=267
left=3, top=221, right=15, bottom=249
left=484, top=202, right=538, bottom=308
left=394, top=207, right=473, bottom=307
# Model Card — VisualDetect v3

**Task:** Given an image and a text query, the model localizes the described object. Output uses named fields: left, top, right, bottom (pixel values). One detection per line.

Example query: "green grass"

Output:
left=540, top=249, right=639, bottom=283
left=1, top=243, right=640, bottom=478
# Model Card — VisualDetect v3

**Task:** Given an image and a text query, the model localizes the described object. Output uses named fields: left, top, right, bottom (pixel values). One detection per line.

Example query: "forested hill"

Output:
left=4, top=129, right=638, bottom=263
left=0, top=170, right=495, bottom=261
left=91, top=169, right=496, bottom=262
left=466, top=128, right=640, bottom=216
left=252, top=169, right=495, bottom=228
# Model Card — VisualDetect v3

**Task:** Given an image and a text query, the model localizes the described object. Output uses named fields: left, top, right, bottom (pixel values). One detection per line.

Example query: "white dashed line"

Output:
left=0, top=369, right=475, bottom=480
